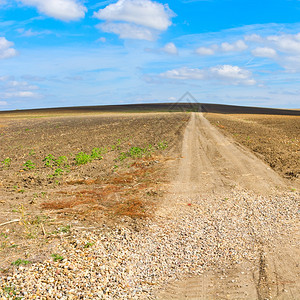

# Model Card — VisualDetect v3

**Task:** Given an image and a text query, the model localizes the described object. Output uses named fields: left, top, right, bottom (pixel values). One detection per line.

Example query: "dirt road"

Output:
left=157, top=113, right=299, bottom=299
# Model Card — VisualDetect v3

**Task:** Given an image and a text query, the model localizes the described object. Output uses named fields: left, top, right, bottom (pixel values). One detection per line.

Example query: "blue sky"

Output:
left=0, top=0, right=300, bottom=110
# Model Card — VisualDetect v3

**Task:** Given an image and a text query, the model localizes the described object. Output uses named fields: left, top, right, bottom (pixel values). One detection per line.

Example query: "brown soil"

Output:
left=0, top=112, right=189, bottom=271
left=205, top=113, right=300, bottom=186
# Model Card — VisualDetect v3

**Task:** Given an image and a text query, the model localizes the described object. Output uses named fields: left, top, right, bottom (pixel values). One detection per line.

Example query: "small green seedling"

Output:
left=23, top=160, right=35, bottom=170
left=1, top=157, right=11, bottom=168
left=55, top=156, right=68, bottom=167
left=29, top=150, right=35, bottom=156
left=91, top=148, right=103, bottom=160
left=59, top=225, right=70, bottom=233
left=75, top=152, right=92, bottom=165
left=11, top=259, right=31, bottom=266
left=43, top=154, right=55, bottom=167
left=51, top=253, right=64, bottom=262
left=157, top=141, right=168, bottom=150
left=84, top=242, right=94, bottom=248
left=3, top=285, right=20, bottom=298
left=53, top=168, right=64, bottom=177
left=0, top=232, right=8, bottom=239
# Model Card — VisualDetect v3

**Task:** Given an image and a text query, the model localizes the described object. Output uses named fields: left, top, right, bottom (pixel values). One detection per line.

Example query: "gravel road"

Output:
left=1, top=112, right=299, bottom=299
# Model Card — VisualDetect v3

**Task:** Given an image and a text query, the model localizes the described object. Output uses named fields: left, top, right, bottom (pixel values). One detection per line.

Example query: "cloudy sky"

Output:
left=1, top=0, right=300, bottom=110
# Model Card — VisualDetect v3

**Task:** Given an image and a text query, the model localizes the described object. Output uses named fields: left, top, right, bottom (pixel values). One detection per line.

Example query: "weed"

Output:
left=30, top=215, right=48, bottom=225
left=29, top=149, right=35, bottom=156
left=84, top=242, right=94, bottom=248
left=130, top=146, right=144, bottom=158
left=157, top=141, right=168, bottom=150
left=3, top=285, right=21, bottom=299
left=48, top=168, right=64, bottom=178
left=51, top=253, right=64, bottom=262
left=91, top=147, right=103, bottom=160
left=8, top=244, right=18, bottom=248
left=59, top=225, right=70, bottom=233
left=43, top=154, right=55, bottom=167
left=118, top=152, right=128, bottom=161
left=1, top=157, right=11, bottom=168
left=55, top=156, right=68, bottom=167
left=75, top=152, right=92, bottom=165
left=53, top=225, right=70, bottom=234
left=23, top=160, right=35, bottom=170
left=0, top=232, right=8, bottom=239
left=11, top=259, right=31, bottom=266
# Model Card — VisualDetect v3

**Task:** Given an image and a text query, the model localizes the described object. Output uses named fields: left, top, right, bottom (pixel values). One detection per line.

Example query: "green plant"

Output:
left=75, top=152, right=92, bottom=165
left=11, top=259, right=31, bottom=266
left=157, top=141, right=168, bottom=150
left=0, top=232, right=8, bottom=239
left=53, top=225, right=70, bottom=234
left=3, top=285, right=21, bottom=299
left=43, top=154, right=55, bottom=167
left=55, top=156, right=68, bottom=167
left=1, top=157, right=11, bottom=168
left=51, top=168, right=64, bottom=177
left=84, top=242, right=94, bottom=248
left=91, top=147, right=103, bottom=160
left=129, top=146, right=144, bottom=158
left=29, top=149, right=35, bottom=156
left=23, top=160, right=35, bottom=170
left=51, top=253, right=64, bottom=262
left=60, top=225, right=70, bottom=233
left=118, top=152, right=128, bottom=161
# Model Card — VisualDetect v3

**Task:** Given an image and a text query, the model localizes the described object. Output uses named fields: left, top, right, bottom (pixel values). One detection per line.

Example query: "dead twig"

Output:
left=0, top=219, right=20, bottom=227
left=40, top=223, right=46, bottom=235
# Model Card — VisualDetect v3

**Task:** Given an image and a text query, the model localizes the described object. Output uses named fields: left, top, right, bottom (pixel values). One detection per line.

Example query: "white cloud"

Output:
left=0, top=37, right=17, bottom=59
left=17, top=28, right=53, bottom=37
left=159, top=65, right=256, bottom=85
left=252, top=47, right=277, bottom=58
left=162, top=42, right=177, bottom=55
left=209, top=65, right=256, bottom=85
left=94, top=0, right=174, bottom=30
left=97, top=37, right=107, bottom=43
left=94, top=0, right=175, bottom=40
left=168, top=96, right=176, bottom=101
left=0, top=101, right=8, bottom=106
left=0, top=77, right=41, bottom=100
left=221, top=40, right=248, bottom=52
left=6, top=80, right=38, bottom=90
left=195, top=46, right=215, bottom=55
left=266, top=33, right=300, bottom=54
left=19, top=0, right=87, bottom=21
left=4, top=91, right=40, bottom=98
left=244, top=34, right=263, bottom=42
left=195, top=40, right=246, bottom=56
left=98, top=22, right=155, bottom=41
left=160, top=67, right=205, bottom=80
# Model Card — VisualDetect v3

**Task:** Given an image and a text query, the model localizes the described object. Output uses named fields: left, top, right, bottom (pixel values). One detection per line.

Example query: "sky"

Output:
left=0, top=0, right=300, bottom=110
